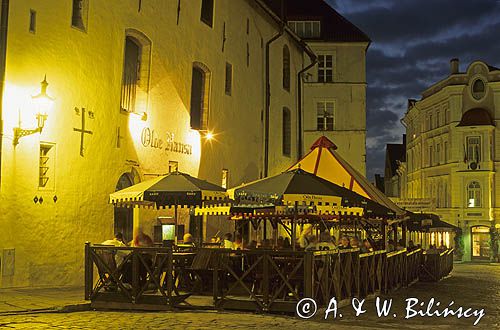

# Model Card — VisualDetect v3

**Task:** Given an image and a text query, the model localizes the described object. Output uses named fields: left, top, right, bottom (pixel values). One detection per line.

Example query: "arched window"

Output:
left=120, top=30, right=151, bottom=114
left=282, top=107, right=291, bottom=156
left=190, top=63, right=211, bottom=130
left=472, top=79, right=485, bottom=100
left=467, top=181, right=481, bottom=208
left=282, top=45, right=290, bottom=91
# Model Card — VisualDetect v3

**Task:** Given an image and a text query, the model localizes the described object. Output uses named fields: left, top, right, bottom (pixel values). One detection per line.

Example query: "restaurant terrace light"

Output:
left=13, top=75, right=54, bottom=145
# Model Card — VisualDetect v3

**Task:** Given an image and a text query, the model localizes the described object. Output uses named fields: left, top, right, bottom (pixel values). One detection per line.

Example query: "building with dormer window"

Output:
left=401, top=59, right=500, bottom=261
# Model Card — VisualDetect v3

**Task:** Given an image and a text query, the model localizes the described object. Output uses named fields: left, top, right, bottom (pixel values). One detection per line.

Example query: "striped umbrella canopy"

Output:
left=109, top=171, right=228, bottom=208
left=229, top=168, right=395, bottom=218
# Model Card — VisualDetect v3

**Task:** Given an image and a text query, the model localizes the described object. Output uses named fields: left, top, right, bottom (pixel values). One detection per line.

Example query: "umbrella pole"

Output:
left=292, top=201, right=298, bottom=251
left=174, top=203, right=178, bottom=244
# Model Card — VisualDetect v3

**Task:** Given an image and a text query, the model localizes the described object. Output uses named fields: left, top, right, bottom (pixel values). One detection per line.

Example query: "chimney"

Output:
left=408, top=99, right=417, bottom=110
left=450, top=58, right=459, bottom=74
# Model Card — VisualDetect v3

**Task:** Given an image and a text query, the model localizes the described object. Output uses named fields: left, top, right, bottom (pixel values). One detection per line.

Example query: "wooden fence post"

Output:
left=304, top=252, right=313, bottom=298
left=84, top=242, right=92, bottom=300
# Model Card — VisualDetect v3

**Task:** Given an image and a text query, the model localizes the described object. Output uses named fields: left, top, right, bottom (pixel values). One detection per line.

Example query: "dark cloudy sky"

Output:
left=326, top=0, right=500, bottom=180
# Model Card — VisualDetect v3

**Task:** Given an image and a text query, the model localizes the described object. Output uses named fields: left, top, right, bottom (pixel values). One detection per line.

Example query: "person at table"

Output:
left=438, top=241, right=447, bottom=251
left=386, top=239, right=396, bottom=252
left=338, top=235, right=351, bottom=249
left=407, top=240, right=416, bottom=251
left=233, top=233, right=243, bottom=250
left=282, top=237, right=291, bottom=249
left=350, top=236, right=360, bottom=249
left=299, top=225, right=313, bottom=249
left=316, top=231, right=335, bottom=251
left=131, top=228, right=154, bottom=247
left=102, top=232, right=127, bottom=247
left=304, top=235, right=318, bottom=251
left=101, top=232, right=128, bottom=265
left=223, top=232, right=233, bottom=249
left=182, top=233, right=195, bottom=246
left=361, top=239, right=373, bottom=253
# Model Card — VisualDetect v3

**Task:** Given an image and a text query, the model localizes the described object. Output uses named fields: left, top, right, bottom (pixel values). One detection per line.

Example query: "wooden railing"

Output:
left=212, top=249, right=312, bottom=312
left=419, top=249, right=454, bottom=282
left=84, top=243, right=193, bottom=310
left=84, top=244, right=451, bottom=312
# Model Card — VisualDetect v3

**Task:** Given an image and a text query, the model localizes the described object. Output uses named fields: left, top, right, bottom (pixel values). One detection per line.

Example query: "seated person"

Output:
left=350, top=236, right=360, bottom=249
left=338, top=235, right=351, bottom=249
left=182, top=233, right=195, bottom=246
left=316, top=231, right=335, bottom=251
left=304, top=235, right=318, bottom=251
left=101, top=232, right=128, bottom=265
left=282, top=237, right=291, bottom=249
left=223, top=233, right=233, bottom=249
left=360, top=239, right=373, bottom=253
left=233, top=233, right=243, bottom=250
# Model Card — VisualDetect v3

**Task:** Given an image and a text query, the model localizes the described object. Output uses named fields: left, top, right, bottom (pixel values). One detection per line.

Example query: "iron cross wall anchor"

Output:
left=73, top=107, right=94, bottom=157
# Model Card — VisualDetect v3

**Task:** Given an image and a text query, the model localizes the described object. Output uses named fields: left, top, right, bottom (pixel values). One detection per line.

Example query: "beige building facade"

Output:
left=0, top=0, right=368, bottom=287
left=401, top=59, right=500, bottom=261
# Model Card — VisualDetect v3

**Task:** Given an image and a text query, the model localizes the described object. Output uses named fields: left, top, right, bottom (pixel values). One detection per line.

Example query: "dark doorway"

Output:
left=114, top=173, right=134, bottom=243
left=189, top=214, right=203, bottom=246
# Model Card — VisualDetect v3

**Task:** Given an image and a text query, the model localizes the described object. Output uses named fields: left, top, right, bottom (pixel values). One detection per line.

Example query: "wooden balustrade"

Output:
left=84, top=243, right=452, bottom=312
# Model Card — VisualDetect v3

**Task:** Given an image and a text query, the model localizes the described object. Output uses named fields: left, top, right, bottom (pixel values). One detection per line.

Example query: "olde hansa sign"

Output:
left=141, top=127, right=193, bottom=155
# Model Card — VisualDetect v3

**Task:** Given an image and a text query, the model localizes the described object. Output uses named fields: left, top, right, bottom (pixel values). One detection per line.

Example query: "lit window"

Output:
left=287, top=21, right=321, bottom=38
left=472, top=79, right=485, bottom=100
left=283, top=45, right=290, bottom=91
left=467, top=181, right=481, bottom=207
left=318, top=55, right=333, bottom=83
left=225, top=62, right=232, bottom=96
left=168, top=161, right=178, bottom=173
left=317, top=101, right=334, bottom=131
left=221, top=169, right=229, bottom=189
left=282, top=107, right=291, bottom=156
left=71, top=0, right=88, bottom=31
left=201, top=0, right=214, bottom=27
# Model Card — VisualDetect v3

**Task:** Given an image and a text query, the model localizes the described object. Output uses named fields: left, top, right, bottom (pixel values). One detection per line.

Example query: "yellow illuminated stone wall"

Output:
left=0, top=0, right=367, bottom=287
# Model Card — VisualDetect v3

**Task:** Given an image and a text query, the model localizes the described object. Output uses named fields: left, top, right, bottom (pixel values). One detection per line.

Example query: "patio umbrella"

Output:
left=110, top=171, right=228, bottom=239
left=229, top=168, right=395, bottom=249
left=229, top=168, right=393, bottom=217
left=406, top=212, right=459, bottom=232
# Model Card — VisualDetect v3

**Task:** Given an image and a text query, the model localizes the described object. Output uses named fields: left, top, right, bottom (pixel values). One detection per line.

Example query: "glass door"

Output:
left=471, top=226, right=490, bottom=259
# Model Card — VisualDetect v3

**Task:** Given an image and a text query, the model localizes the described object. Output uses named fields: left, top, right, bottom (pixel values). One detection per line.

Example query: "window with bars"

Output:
left=287, top=21, right=321, bottom=38
left=39, top=144, right=53, bottom=188
left=225, top=62, right=232, bottom=96
left=283, top=45, right=290, bottom=91
left=282, top=107, right=291, bottom=156
left=317, top=101, right=334, bottom=131
left=467, top=181, right=481, bottom=207
left=201, top=0, right=214, bottom=27
left=317, top=55, right=333, bottom=83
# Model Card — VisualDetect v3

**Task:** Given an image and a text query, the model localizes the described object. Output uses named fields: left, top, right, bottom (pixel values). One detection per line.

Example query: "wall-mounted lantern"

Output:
left=13, top=75, right=54, bottom=145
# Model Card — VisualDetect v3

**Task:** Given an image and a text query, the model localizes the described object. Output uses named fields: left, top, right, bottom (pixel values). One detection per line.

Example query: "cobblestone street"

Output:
left=0, top=263, right=498, bottom=329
